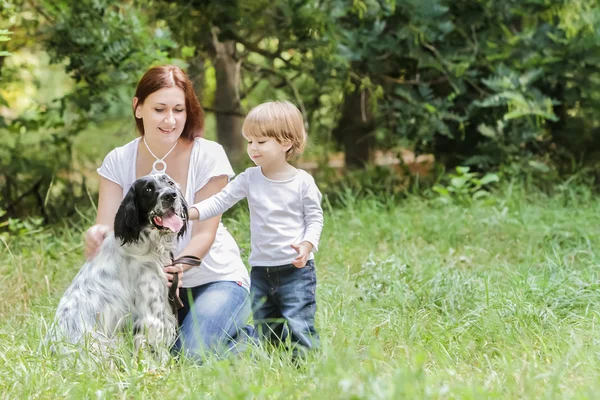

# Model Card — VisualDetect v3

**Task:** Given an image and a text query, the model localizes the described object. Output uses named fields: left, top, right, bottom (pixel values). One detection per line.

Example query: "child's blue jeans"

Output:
left=250, top=259, right=320, bottom=353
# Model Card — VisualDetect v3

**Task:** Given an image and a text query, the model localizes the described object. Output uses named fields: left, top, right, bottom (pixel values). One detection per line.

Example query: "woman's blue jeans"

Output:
left=173, top=280, right=254, bottom=361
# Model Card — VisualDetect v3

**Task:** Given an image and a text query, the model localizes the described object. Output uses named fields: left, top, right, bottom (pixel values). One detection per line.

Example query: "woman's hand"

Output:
left=84, top=224, right=111, bottom=260
left=163, top=263, right=184, bottom=288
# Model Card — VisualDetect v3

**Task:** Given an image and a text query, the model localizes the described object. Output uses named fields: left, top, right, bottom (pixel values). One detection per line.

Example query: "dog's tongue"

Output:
left=154, top=210, right=184, bottom=232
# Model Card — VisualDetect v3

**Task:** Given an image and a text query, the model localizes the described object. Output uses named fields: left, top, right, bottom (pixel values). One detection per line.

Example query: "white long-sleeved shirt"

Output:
left=192, top=167, right=324, bottom=267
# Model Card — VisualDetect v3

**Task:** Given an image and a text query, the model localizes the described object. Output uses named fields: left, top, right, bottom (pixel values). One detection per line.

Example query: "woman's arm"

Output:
left=84, top=177, right=123, bottom=259
left=96, top=177, right=124, bottom=226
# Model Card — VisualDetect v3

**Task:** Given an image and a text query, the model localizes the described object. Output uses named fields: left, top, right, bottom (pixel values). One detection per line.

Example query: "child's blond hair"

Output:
left=242, top=101, right=307, bottom=160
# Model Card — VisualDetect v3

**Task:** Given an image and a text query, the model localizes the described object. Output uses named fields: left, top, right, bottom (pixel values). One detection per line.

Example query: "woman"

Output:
left=84, top=65, right=252, bottom=360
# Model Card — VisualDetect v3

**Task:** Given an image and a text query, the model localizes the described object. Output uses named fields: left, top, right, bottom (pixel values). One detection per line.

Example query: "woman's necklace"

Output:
left=143, top=137, right=178, bottom=175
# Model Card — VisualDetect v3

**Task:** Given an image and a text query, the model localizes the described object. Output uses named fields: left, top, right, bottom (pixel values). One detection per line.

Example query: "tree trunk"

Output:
left=333, top=86, right=376, bottom=168
left=211, top=39, right=245, bottom=165
left=188, top=51, right=206, bottom=103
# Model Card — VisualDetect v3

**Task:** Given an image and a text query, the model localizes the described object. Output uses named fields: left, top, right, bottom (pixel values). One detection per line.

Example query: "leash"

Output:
left=168, top=253, right=203, bottom=316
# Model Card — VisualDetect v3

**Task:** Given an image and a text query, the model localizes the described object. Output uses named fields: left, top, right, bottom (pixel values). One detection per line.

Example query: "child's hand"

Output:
left=291, top=241, right=313, bottom=268
left=188, top=206, right=199, bottom=220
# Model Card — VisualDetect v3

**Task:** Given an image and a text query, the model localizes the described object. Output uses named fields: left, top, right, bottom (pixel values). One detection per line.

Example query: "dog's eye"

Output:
left=145, top=187, right=153, bottom=193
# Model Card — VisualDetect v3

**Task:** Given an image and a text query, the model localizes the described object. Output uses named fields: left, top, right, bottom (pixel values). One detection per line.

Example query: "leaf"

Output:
left=418, top=84, right=434, bottom=102
left=477, top=124, right=497, bottom=139
left=432, top=185, right=449, bottom=196
left=438, top=21, right=454, bottom=35
left=518, top=68, right=543, bottom=87
left=528, top=160, right=551, bottom=173
left=393, top=87, right=417, bottom=104
left=372, top=19, right=387, bottom=36
left=479, top=173, right=500, bottom=185
left=472, top=190, right=490, bottom=200
left=181, top=45, right=196, bottom=58
left=450, top=176, right=468, bottom=188
left=423, top=103, right=437, bottom=113
left=504, top=107, right=558, bottom=122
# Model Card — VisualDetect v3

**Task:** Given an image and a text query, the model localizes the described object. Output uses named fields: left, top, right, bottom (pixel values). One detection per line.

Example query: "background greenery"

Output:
left=2, top=1, right=600, bottom=398
left=2, top=0, right=600, bottom=223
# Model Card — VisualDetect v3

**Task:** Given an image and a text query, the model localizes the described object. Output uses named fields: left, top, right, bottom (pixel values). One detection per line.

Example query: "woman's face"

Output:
left=135, top=86, right=187, bottom=145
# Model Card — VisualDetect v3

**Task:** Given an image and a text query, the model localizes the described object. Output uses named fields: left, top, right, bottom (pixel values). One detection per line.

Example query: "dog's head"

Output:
left=114, top=174, right=188, bottom=245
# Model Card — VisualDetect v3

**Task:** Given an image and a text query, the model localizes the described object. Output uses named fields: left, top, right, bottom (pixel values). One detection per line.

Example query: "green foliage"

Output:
left=467, top=65, right=559, bottom=168
left=318, top=0, right=600, bottom=169
left=42, top=0, right=176, bottom=115
left=154, top=0, right=339, bottom=132
left=432, top=166, right=500, bottom=206
left=3, top=0, right=600, bottom=222
left=0, top=29, right=11, bottom=56
left=0, top=0, right=178, bottom=222
left=0, top=100, right=86, bottom=222
left=474, top=67, right=557, bottom=122
left=317, top=165, right=408, bottom=206
left=0, top=215, right=44, bottom=239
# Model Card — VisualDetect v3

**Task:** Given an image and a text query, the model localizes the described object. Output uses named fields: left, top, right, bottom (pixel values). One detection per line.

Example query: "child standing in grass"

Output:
left=188, top=101, right=323, bottom=356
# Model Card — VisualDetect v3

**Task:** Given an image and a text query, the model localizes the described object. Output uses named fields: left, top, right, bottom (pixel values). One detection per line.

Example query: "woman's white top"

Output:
left=97, top=137, right=250, bottom=289
left=193, top=166, right=324, bottom=267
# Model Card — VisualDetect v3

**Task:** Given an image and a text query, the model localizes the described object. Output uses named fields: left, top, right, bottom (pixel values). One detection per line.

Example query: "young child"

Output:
left=188, top=101, right=323, bottom=356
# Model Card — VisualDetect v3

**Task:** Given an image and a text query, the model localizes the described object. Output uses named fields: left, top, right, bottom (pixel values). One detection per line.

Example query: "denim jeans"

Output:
left=173, top=280, right=254, bottom=361
left=250, top=259, right=320, bottom=353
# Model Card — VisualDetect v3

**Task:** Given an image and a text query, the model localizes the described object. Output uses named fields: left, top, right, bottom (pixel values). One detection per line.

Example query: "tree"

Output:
left=0, top=0, right=174, bottom=220
left=319, top=0, right=600, bottom=171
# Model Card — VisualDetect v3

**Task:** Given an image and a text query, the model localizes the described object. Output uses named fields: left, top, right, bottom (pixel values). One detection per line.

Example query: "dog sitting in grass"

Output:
left=47, top=174, right=188, bottom=360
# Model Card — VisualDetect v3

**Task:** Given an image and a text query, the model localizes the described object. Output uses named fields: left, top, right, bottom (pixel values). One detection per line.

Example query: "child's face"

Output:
left=245, top=135, right=291, bottom=167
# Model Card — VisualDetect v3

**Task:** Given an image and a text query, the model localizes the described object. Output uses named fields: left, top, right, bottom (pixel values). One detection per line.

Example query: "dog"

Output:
left=47, top=174, right=188, bottom=360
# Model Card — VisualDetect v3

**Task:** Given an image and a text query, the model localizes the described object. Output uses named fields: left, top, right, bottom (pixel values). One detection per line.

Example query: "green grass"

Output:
left=1, top=186, right=600, bottom=399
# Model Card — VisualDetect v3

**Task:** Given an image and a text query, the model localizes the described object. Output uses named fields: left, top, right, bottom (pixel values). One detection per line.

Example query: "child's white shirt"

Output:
left=193, top=166, right=324, bottom=267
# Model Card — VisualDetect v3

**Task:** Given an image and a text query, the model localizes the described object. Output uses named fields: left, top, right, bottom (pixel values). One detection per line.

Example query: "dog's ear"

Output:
left=177, top=188, right=189, bottom=240
left=114, top=186, right=141, bottom=245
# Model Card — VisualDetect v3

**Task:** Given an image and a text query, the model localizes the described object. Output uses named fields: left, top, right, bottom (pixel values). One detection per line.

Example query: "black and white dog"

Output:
left=48, top=174, right=188, bottom=359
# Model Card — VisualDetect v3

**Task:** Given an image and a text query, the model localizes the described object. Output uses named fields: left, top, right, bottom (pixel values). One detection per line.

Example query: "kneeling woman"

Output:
left=84, top=64, right=252, bottom=360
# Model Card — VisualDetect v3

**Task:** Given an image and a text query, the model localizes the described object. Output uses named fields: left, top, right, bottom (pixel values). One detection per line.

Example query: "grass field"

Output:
left=1, top=184, right=600, bottom=399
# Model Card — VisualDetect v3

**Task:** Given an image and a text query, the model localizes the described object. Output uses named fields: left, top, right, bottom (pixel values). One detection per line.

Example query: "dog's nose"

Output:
left=163, top=189, right=177, bottom=202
